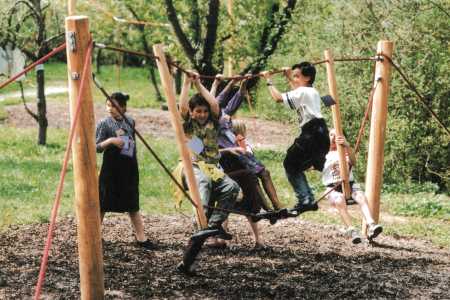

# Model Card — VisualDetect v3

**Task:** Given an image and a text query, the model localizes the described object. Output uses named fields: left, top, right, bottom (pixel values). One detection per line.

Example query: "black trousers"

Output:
left=283, top=118, right=330, bottom=174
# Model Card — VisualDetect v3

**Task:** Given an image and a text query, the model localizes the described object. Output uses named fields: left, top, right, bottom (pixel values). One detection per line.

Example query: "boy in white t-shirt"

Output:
left=323, top=129, right=382, bottom=243
left=262, top=62, right=329, bottom=215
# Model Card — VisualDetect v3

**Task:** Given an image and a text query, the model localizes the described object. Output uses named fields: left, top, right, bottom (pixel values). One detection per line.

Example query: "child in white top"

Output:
left=263, top=62, right=330, bottom=215
left=322, top=129, right=382, bottom=243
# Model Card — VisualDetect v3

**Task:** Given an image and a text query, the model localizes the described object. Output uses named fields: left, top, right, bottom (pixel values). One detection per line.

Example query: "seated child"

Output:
left=232, top=119, right=283, bottom=210
left=322, top=129, right=383, bottom=244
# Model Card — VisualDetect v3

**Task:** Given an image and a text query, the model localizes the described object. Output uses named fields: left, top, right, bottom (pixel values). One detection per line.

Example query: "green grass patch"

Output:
left=383, top=193, right=450, bottom=220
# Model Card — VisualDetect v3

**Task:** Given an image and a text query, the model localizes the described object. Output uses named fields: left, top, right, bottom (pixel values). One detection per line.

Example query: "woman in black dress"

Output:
left=96, top=92, right=153, bottom=250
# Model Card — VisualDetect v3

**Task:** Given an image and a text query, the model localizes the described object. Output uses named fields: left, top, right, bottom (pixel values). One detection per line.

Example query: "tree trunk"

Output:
left=36, top=68, right=48, bottom=145
left=96, top=48, right=102, bottom=74
left=148, top=65, right=164, bottom=102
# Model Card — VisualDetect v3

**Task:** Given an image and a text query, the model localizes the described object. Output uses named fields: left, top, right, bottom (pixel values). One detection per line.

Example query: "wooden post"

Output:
left=324, top=49, right=351, bottom=199
left=363, top=40, right=394, bottom=232
left=65, top=16, right=104, bottom=299
left=68, top=0, right=76, bottom=16
left=152, top=44, right=208, bottom=229
left=226, top=0, right=234, bottom=77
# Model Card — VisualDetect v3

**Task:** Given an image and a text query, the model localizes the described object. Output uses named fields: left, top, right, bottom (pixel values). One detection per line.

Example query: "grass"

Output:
left=1, top=125, right=449, bottom=248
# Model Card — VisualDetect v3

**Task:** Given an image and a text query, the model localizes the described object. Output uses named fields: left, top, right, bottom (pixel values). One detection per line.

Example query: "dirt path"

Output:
left=0, top=215, right=449, bottom=299
left=5, top=102, right=295, bottom=150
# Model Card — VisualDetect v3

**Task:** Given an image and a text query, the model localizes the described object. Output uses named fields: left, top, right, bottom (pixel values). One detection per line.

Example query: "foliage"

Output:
left=260, top=0, right=450, bottom=191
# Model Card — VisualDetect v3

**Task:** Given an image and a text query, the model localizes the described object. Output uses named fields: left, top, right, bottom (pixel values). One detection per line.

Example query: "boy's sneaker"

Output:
left=215, top=225, right=233, bottom=240
left=136, top=239, right=155, bottom=250
left=191, top=227, right=221, bottom=242
left=345, top=228, right=362, bottom=244
left=176, top=262, right=197, bottom=276
left=289, top=201, right=319, bottom=216
left=367, top=223, right=383, bottom=240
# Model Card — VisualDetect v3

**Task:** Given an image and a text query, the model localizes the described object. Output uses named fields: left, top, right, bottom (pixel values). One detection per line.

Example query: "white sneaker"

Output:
left=345, top=227, right=362, bottom=244
left=368, top=223, right=383, bottom=240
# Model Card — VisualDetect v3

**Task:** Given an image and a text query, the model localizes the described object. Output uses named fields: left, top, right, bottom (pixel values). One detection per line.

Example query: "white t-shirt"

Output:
left=322, top=151, right=354, bottom=186
left=282, top=86, right=323, bottom=128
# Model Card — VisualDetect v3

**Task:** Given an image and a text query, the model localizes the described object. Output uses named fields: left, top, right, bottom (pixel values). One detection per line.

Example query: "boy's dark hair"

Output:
left=110, top=92, right=130, bottom=107
left=292, top=61, right=316, bottom=85
left=188, top=93, right=211, bottom=112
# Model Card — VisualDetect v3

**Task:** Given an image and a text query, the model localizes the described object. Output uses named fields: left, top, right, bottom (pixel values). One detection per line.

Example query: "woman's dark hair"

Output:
left=292, top=61, right=316, bottom=85
left=110, top=92, right=130, bottom=107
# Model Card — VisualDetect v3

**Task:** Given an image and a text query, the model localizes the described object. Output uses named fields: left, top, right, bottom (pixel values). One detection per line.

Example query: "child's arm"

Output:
left=192, top=73, right=220, bottom=117
left=261, top=71, right=283, bottom=103
left=216, top=77, right=239, bottom=108
left=336, top=135, right=356, bottom=166
left=219, top=146, right=246, bottom=156
left=179, top=73, right=192, bottom=119
left=282, top=67, right=296, bottom=89
left=96, top=136, right=124, bottom=152
left=209, top=74, right=223, bottom=97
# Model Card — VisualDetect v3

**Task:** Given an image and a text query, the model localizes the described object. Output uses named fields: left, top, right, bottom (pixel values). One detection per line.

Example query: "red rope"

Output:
left=354, top=80, right=380, bottom=155
left=34, top=40, right=93, bottom=300
left=0, top=43, right=66, bottom=91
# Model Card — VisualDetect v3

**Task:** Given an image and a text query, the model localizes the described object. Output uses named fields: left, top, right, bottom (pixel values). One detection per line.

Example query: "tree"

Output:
left=163, top=0, right=298, bottom=89
left=0, top=0, right=64, bottom=145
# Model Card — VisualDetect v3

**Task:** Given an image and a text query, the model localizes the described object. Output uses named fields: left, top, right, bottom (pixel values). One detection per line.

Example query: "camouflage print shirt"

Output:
left=183, top=116, right=221, bottom=165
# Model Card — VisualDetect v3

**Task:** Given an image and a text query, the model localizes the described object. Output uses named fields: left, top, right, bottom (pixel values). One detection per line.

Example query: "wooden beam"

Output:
left=68, top=0, right=76, bottom=16
left=324, top=49, right=351, bottom=199
left=363, top=40, right=394, bottom=232
left=152, top=44, right=208, bottom=229
left=65, top=16, right=104, bottom=299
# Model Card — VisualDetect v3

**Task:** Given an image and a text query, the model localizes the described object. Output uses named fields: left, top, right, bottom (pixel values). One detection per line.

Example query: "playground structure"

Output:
left=0, top=6, right=448, bottom=298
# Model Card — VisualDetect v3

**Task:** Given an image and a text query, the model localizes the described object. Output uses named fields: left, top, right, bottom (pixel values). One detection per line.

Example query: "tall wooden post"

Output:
left=68, top=0, right=76, bottom=16
left=226, top=0, right=234, bottom=77
left=65, top=16, right=104, bottom=299
left=324, top=49, right=351, bottom=199
left=152, top=44, right=208, bottom=229
left=364, top=40, right=394, bottom=231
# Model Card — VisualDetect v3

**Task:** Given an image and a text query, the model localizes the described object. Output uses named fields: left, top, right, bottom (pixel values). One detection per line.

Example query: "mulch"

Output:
left=1, top=214, right=449, bottom=299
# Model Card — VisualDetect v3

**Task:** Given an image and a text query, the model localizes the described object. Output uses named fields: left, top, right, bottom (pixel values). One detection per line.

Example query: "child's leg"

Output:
left=255, top=181, right=274, bottom=211
left=129, top=211, right=146, bottom=242
left=192, top=166, right=213, bottom=221
left=283, top=135, right=315, bottom=205
left=329, top=191, right=353, bottom=228
left=258, top=169, right=283, bottom=210
left=246, top=216, right=263, bottom=246
left=209, top=174, right=240, bottom=228
left=352, top=190, right=375, bottom=225
left=285, top=169, right=314, bottom=204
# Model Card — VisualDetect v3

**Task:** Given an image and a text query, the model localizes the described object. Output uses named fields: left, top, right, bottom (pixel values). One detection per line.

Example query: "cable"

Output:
left=380, top=53, right=450, bottom=136
left=0, top=43, right=66, bottom=90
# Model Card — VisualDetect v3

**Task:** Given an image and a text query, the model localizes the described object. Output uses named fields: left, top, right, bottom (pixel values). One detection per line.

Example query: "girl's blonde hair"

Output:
left=232, top=119, right=247, bottom=137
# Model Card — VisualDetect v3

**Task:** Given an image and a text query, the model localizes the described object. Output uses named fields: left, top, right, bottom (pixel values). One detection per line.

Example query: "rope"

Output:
left=91, top=74, right=199, bottom=210
left=0, top=43, right=66, bottom=90
left=354, top=76, right=381, bottom=155
left=94, top=42, right=379, bottom=81
left=34, top=40, right=93, bottom=300
left=379, top=53, right=450, bottom=136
